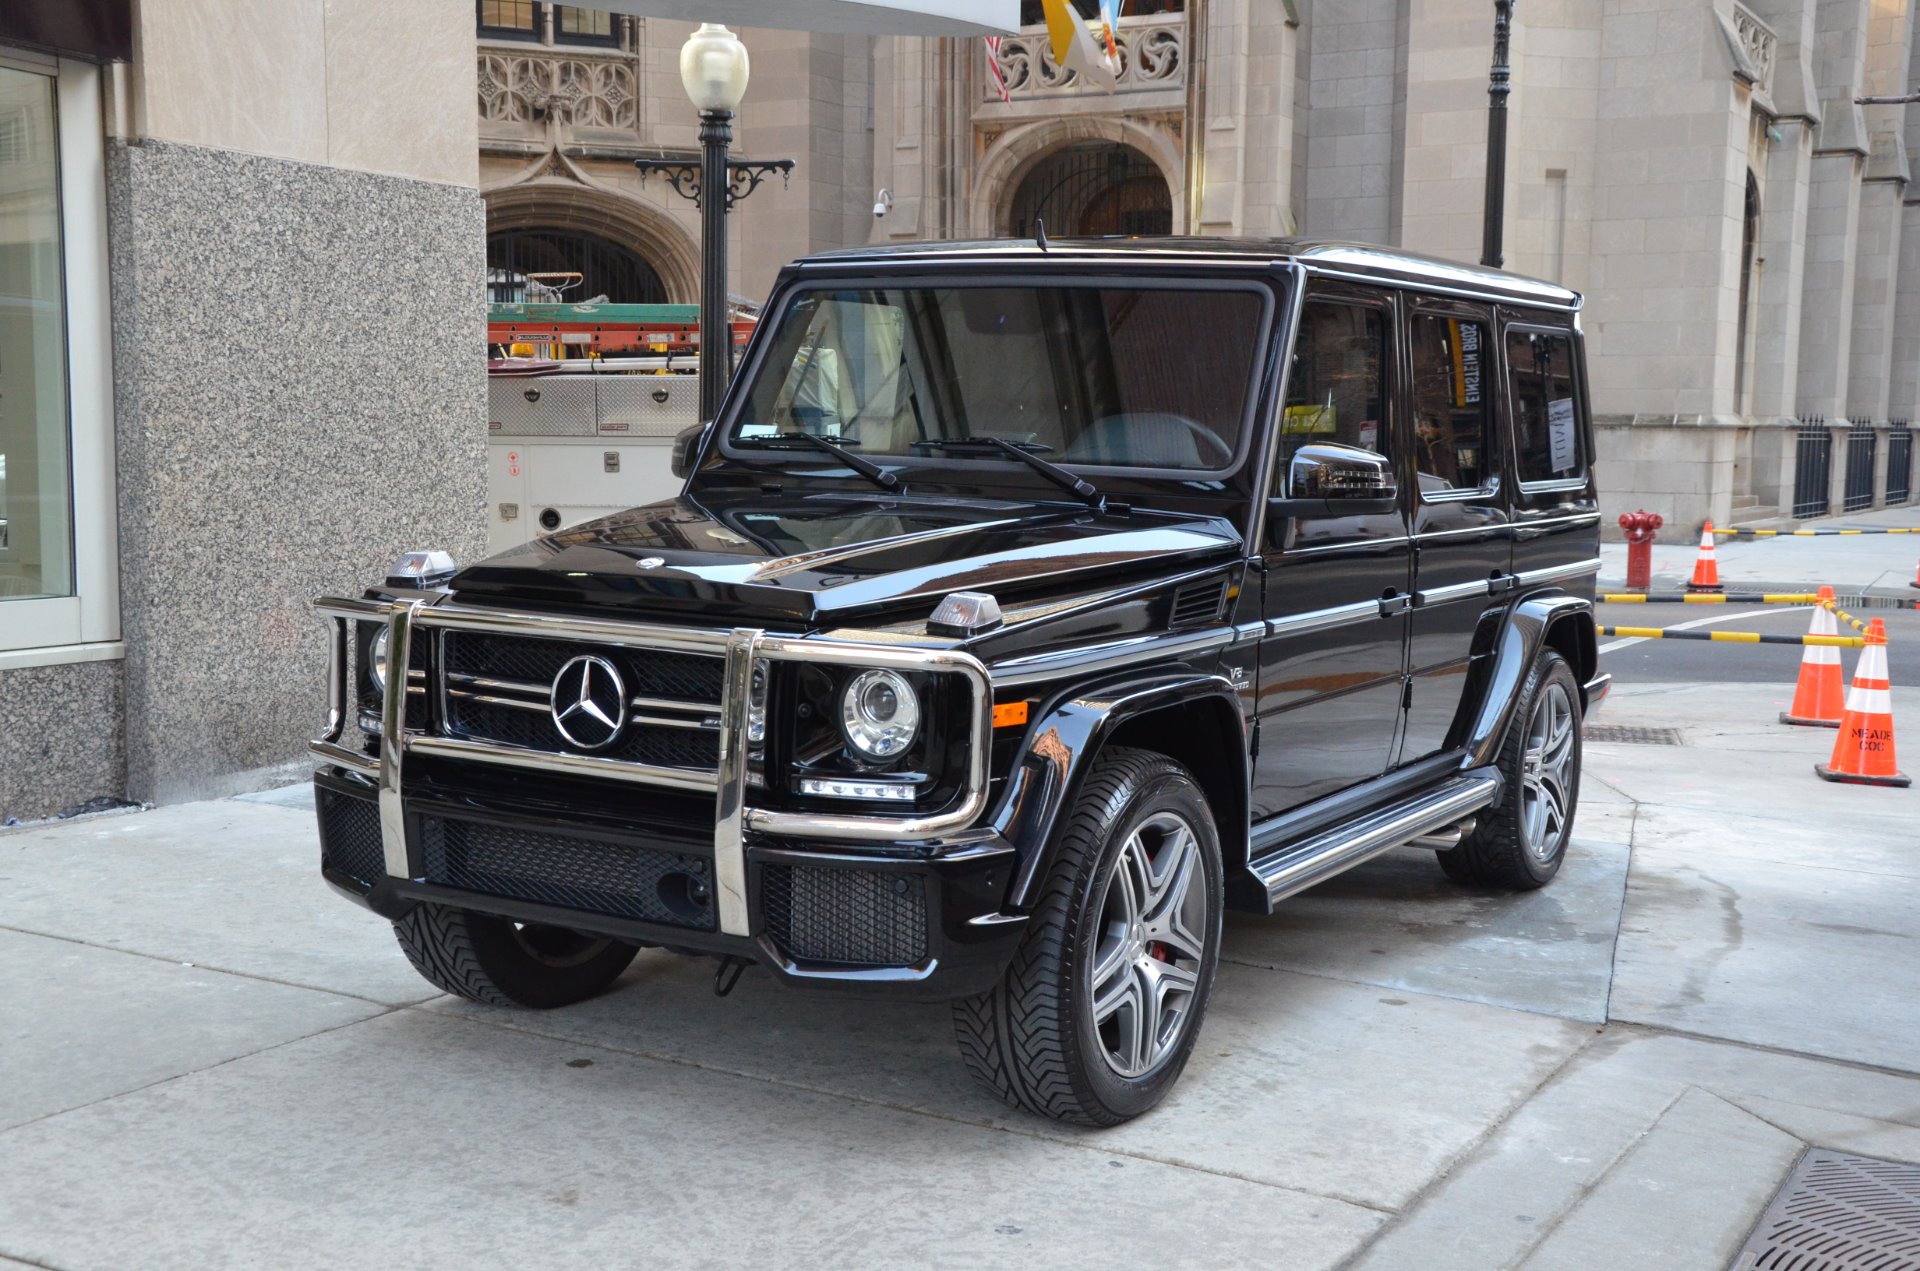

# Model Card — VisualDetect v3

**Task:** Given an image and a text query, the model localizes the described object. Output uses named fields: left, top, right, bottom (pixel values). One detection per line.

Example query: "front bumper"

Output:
left=309, top=595, right=1015, bottom=1001
left=315, top=766, right=1026, bottom=999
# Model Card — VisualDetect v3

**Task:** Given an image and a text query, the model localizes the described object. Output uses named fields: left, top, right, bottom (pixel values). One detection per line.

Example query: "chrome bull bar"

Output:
left=310, top=597, right=994, bottom=937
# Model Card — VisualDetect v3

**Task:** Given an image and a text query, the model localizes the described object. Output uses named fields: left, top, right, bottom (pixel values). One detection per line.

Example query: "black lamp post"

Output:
left=635, top=24, right=794, bottom=422
left=1481, top=0, right=1515, bottom=270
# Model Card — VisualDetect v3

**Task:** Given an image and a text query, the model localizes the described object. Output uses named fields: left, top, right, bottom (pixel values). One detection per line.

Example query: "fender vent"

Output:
left=1170, top=579, right=1228, bottom=629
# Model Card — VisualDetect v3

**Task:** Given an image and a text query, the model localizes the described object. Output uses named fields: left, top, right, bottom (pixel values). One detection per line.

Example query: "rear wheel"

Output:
left=393, top=904, right=638, bottom=1008
left=1440, top=649, right=1582, bottom=889
left=953, top=747, right=1223, bottom=1125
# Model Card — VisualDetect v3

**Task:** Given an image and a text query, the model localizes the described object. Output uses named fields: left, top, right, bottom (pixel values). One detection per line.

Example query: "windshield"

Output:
left=728, top=283, right=1269, bottom=473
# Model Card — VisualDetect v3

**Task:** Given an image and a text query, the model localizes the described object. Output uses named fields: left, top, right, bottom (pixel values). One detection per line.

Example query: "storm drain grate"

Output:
left=1731, top=1149, right=1920, bottom=1270
left=1583, top=725, right=1685, bottom=746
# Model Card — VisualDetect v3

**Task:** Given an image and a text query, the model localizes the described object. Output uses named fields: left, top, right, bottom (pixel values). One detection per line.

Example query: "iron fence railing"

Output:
left=1843, top=418, right=1877, bottom=513
left=1888, top=422, right=1913, bottom=507
left=1793, top=417, right=1831, bottom=519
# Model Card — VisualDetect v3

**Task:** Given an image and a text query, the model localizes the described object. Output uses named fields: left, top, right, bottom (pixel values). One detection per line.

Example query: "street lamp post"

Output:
left=635, top=24, right=794, bottom=422
left=1481, top=0, right=1515, bottom=270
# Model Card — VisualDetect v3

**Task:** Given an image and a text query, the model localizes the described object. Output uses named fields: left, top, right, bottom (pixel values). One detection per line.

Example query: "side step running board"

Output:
left=1246, top=771, right=1503, bottom=911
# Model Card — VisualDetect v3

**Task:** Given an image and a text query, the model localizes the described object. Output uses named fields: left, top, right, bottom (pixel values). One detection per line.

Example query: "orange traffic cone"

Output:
left=1815, top=619, right=1911, bottom=787
left=1780, top=586, right=1846, bottom=727
left=1910, top=556, right=1919, bottom=591
left=1687, top=520, right=1723, bottom=593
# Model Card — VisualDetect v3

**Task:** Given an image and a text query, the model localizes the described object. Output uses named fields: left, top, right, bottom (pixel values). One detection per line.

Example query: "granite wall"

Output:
left=0, top=659, right=126, bottom=822
left=108, top=139, right=487, bottom=804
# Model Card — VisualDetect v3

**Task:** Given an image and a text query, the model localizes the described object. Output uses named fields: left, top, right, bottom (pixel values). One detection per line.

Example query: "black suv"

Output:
left=312, top=239, right=1605, bottom=1125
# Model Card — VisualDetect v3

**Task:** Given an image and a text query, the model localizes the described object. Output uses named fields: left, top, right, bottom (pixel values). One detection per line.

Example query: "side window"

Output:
left=1281, top=300, right=1388, bottom=485
left=1408, top=312, right=1494, bottom=496
left=1508, top=330, right=1584, bottom=483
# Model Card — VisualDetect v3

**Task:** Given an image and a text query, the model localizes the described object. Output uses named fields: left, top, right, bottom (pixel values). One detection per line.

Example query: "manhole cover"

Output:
left=1583, top=725, right=1684, bottom=745
left=1732, top=1149, right=1920, bottom=1269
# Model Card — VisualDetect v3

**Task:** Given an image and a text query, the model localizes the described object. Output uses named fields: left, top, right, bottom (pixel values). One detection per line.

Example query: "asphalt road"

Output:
left=1596, top=599, right=1920, bottom=686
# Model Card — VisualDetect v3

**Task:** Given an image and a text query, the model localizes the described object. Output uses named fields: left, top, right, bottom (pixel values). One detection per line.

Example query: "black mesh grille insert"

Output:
left=761, top=864, right=928, bottom=966
left=317, top=788, right=385, bottom=888
left=421, top=817, right=716, bottom=930
left=444, top=631, right=724, bottom=703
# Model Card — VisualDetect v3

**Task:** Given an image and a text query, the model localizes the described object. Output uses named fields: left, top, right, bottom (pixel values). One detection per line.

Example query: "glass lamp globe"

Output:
left=680, top=23, right=750, bottom=114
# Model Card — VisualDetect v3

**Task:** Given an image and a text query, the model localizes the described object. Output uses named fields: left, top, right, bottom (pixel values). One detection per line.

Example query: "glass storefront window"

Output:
left=0, top=63, right=72, bottom=604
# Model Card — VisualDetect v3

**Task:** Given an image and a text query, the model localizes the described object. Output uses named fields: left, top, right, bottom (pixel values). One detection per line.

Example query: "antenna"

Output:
left=1034, top=217, right=1049, bottom=252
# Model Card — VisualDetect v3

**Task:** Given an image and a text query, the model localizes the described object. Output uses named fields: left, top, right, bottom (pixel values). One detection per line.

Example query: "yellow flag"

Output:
left=1041, top=0, right=1079, bottom=67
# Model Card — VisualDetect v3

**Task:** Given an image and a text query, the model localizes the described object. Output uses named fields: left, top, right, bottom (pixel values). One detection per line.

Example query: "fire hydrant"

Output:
left=1619, top=510, right=1663, bottom=591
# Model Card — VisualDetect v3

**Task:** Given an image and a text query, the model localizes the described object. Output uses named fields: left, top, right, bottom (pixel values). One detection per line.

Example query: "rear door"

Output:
left=1503, top=318, right=1601, bottom=583
left=1251, top=283, right=1413, bottom=818
left=1400, top=300, right=1510, bottom=764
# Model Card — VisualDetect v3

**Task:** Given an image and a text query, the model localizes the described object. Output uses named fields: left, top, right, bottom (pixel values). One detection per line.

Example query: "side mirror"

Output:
left=670, top=420, right=712, bottom=479
left=1268, top=442, right=1399, bottom=521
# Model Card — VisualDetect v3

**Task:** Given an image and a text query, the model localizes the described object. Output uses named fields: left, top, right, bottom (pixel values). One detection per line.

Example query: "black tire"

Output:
left=1441, top=649, right=1582, bottom=890
left=393, top=904, right=638, bottom=1008
left=953, top=747, right=1223, bottom=1126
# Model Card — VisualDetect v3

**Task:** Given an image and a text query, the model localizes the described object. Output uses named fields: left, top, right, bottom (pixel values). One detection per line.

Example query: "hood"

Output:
left=450, top=490, right=1242, bottom=627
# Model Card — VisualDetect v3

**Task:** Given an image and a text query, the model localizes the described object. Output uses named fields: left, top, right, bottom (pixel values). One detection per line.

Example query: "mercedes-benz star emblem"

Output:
left=549, top=655, right=628, bottom=751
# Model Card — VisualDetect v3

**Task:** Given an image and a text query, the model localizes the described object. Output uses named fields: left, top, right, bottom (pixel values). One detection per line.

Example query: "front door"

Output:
left=1402, top=302, right=1511, bottom=762
left=1252, top=286, right=1412, bottom=819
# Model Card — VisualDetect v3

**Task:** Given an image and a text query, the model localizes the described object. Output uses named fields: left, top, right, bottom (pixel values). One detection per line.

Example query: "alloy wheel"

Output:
left=1085, top=812, right=1210, bottom=1079
left=1520, top=682, right=1577, bottom=861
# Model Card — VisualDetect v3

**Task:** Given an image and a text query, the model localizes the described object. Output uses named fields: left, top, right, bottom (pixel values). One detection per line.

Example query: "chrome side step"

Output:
left=1246, top=771, right=1503, bottom=911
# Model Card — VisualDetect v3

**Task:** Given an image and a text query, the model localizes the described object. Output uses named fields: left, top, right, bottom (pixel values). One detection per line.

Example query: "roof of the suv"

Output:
left=799, top=236, right=1581, bottom=310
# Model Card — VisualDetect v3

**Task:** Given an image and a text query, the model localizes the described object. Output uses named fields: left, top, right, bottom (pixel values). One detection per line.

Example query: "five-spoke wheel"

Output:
left=1087, top=812, right=1210, bottom=1079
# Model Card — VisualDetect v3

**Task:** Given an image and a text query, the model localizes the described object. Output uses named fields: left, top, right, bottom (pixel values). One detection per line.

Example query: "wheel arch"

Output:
left=1463, top=594, right=1597, bottom=770
left=995, top=673, right=1250, bottom=912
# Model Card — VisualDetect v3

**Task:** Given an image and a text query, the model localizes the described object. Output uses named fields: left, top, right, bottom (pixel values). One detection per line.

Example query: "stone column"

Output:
left=1299, top=0, right=1403, bottom=243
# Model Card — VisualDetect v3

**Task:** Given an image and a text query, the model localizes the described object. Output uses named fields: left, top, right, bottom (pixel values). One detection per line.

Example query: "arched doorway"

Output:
left=486, top=226, right=668, bottom=304
left=1007, top=142, right=1174, bottom=239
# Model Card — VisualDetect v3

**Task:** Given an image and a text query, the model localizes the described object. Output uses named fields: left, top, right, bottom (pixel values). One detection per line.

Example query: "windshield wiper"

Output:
left=741, top=431, right=903, bottom=493
left=923, top=437, right=1102, bottom=509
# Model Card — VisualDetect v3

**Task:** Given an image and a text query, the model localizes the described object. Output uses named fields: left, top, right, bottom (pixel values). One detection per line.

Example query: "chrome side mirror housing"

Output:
left=1269, top=443, right=1399, bottom=521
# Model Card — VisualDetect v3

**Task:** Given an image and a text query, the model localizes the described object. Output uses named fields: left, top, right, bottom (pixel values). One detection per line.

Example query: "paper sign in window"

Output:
left=1546, top=397, right=1577, bottom=474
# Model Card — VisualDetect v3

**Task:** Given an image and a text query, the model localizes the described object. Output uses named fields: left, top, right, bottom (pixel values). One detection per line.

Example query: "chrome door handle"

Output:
left=1378, top=592, right=1413, bottom=617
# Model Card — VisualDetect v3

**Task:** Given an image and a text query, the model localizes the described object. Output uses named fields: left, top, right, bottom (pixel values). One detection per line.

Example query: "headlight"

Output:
left=368, top=627, right=391, bottom=696
left=840, top=669, right=919, bottom=761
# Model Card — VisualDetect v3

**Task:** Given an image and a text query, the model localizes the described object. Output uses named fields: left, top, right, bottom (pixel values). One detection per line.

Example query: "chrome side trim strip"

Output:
left=990, top=626, right=1235, bottom=688
left=1513, top=557, right=1602, bottom=587
left=712, top=630, right=758, bottom=936
left=1414, top=579, right=1493, bottom=607
left=1266, top=599, right=1381, bottom=637
left=379, top=602, right=420, bottom=879
left=410, top=735, right=719, bottom=793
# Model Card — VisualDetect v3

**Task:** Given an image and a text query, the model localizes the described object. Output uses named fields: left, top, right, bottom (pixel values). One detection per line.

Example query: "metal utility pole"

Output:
left=1481, top=0, right=1515, bottom=270
left=635, top=24, right=794, bottom=423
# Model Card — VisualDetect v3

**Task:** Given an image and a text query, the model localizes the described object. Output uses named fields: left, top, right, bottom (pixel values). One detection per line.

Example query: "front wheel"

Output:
left=393, top=904, right=638, bottom=1008
left=953, top=747, right=1223, bottom=1126
left=1440, top=648, right=1582, bottom=889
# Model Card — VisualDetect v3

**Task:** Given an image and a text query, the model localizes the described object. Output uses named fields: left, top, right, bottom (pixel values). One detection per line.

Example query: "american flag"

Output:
left=984, top=36, right=1011, bottom=103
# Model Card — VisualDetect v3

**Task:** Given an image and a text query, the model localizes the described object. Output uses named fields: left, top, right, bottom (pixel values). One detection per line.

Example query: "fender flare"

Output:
left=991, top=670, right=1248, bottom=912
left=1465, top=593, right=1597, bottom=769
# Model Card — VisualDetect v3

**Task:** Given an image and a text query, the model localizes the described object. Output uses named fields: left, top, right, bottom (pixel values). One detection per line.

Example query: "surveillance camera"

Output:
left=873, top=188, right=893, bottom=219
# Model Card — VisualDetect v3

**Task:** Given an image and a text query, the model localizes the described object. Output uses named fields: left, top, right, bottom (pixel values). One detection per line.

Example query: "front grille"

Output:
left=440, top=630, right=724, bottom=768
left=316, top=788, right=385, bottom=888
left=421, top=816, right=716, bottom=929
left=761, top=863, right=929, bottom=966
left=444, top=632, right=724, bottom=702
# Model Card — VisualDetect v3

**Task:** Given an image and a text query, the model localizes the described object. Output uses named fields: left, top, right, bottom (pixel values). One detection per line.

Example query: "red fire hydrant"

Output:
left=1619, top=510, right=1663, bottom=591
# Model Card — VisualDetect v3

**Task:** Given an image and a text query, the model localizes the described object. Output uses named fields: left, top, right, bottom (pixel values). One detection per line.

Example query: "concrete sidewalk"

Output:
left=2, top=683, right=1917, bottom=1268
left=1601, top=502, right=1920, bottom=599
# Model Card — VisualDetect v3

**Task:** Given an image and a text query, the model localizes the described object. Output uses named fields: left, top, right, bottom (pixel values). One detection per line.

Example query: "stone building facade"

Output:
left=488, top=0, right=1919, bottom=533
left=0, top=0, right=484, bottom=820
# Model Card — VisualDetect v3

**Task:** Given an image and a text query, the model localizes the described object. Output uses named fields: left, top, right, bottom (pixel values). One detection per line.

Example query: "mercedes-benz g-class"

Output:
left=311, top=239, right=1605, bottom=1125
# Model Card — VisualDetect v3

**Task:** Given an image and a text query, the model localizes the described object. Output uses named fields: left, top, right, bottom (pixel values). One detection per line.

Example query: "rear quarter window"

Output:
left=1507, top=329, right=1584, bottom=484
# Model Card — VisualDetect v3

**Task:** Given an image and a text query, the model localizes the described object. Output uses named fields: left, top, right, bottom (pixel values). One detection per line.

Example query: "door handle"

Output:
left=1378, top=592, right=1412, bottom=617
left=1488, top=573, right=1519, bottom=595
